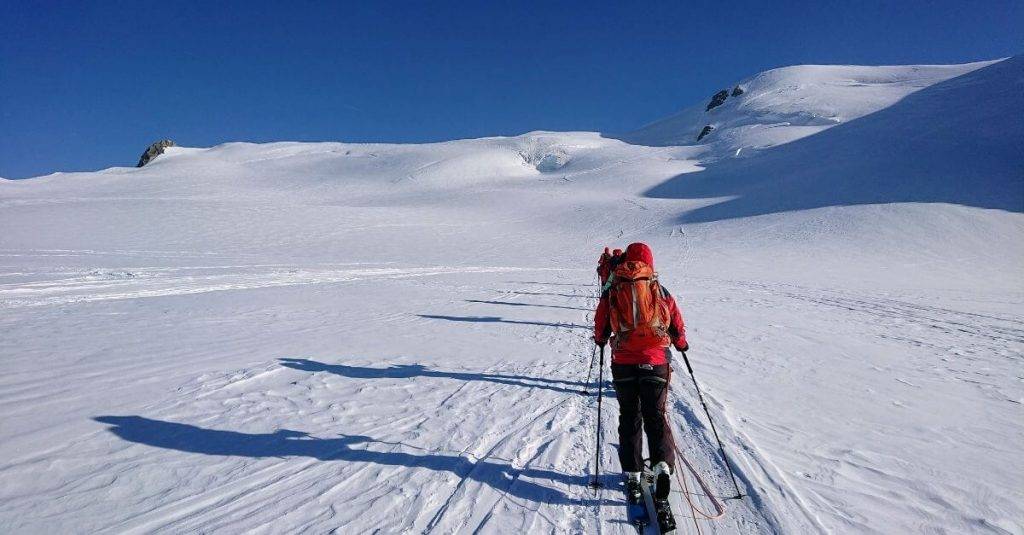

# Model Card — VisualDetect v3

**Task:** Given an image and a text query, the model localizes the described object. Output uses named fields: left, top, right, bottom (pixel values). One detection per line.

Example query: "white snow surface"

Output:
left=621, top=60, right=999, bottom=151
left=1, top=58, right=1022, bottom=534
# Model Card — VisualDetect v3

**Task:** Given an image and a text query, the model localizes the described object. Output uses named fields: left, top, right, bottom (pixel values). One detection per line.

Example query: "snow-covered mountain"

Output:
left=619, top=60, right=998, bottom=151
left=1, top=58, right=1021, bottom=534
left=644, top=56, right=1024, bottom=222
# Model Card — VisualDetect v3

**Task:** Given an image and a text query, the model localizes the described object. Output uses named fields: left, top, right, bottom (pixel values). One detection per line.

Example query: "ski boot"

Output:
left=652, top=462, right=676, bottom=532
left=623, top=472, right=649, bottom=529
left=654, top=498, right=677, bottom=532
left=624, top=472, right=643, bottom=504
left=653, top=461, right=672, bottom=500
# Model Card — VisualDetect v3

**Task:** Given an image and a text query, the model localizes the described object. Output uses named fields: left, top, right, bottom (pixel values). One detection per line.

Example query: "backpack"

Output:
left=606, top=260, right=671, bottom=347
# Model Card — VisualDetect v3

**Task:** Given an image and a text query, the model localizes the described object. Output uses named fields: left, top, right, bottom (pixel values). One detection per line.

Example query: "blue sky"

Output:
left=1, top=1, right=1020, bottom=179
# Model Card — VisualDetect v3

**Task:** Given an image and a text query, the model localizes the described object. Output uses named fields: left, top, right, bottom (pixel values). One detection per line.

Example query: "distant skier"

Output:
left=593, top=242, right=687, bottom=516
left=597, top=247, right=613, bottom=285
left=596, top=247, right=625, bottom=286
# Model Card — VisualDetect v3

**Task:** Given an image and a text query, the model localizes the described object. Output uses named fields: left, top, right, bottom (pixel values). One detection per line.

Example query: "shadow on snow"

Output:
left=502, top=281, right=591, bottom=287
left=278, top=358, right=593, bottom=396
left=418, top=314, right=589, bottom=330
left=505, top=290, right=594, bottom=300
left=93, top=416, right=609, bottom=506
left=465, top=299, right=591, bottom=312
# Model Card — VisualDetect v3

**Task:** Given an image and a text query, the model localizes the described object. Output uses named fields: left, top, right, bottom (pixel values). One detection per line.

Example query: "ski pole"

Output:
left=583, top=270, right=602, bottom=395
left=589, top=344, right=606, bottom=489
left=583, top=344, right=597, bottom=395
left=679, top=350, right=744, bottom=500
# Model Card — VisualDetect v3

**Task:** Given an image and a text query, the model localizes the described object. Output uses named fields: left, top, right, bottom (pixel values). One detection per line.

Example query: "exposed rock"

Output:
left=518, top=140, right=569, bottom=172
left=137, top=139, right=175, bottom=167
left=535, top=152, right=569, bottom=171
left=731, top=85, right=744, bottom=97
left=697, top=125, right=714, bottom=142
left=705, top=89, right=729, bottom=111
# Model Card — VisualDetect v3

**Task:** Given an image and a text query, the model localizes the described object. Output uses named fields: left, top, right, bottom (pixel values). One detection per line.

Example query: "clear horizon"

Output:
left=1, top=0, right=1020, bottom=179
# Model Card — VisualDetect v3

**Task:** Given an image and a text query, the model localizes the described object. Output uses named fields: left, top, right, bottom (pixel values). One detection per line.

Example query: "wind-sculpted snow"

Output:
left=1, top=60, right=1021, bottom=534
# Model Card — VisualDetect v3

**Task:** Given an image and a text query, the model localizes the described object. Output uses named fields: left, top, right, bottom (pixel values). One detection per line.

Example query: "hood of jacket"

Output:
left=623, top=242, right=654, bottom=268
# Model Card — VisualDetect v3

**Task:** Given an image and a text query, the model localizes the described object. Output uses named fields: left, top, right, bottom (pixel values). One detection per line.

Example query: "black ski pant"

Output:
left=611, top=362, right=676, bottom=473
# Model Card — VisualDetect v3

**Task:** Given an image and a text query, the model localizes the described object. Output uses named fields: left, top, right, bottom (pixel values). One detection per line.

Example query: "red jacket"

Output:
left=593, top=243, right=687, bottom=365
left=596, top=247, right=624, bottom=286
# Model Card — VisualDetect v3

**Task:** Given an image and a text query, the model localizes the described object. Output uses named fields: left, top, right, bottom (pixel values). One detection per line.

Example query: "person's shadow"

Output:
left=93, top=416, right=611, bottom=506
left=417, top=314, right=589, bottom=330
left=279, top=358, right=600, bottom=396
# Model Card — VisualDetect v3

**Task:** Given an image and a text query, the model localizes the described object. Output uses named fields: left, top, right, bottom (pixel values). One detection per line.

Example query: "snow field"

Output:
left=2, top=58, right=1021, bottom=534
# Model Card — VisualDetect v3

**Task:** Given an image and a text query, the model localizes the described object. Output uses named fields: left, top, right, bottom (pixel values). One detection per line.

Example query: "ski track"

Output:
left=3, top=259, right=1018, bottom=533
left=3, top=60, right=1021, bottom=534
left=0, top=263, right=777, bottom=534
left=0, top=262, right=556, bottom=309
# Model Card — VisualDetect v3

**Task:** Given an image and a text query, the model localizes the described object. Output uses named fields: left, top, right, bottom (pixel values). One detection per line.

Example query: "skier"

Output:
left=597, top=247, right=625, bottom=286
left=597, top=247, right=613, bottom=285
left=593, top=242, right=688, bottom=528
left=611, top=247, right=624, bottom=267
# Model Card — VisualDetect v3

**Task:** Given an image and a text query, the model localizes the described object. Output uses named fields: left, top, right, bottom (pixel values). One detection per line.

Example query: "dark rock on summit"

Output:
left=731, top=85, right=744, bottom=97
left=705, top=89, right=729, bottom=111
left=137, top=140, right=175, bottom=167
left=697, top=125, right=714, bottom=142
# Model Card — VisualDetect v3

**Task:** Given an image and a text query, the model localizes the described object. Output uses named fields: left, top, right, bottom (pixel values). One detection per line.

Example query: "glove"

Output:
left=674, top=341, right=689, bottom=353
left=594, top=337, right=607, bottom=348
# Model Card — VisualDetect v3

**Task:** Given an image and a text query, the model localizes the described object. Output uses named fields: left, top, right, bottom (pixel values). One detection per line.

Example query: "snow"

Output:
left=645, top=56, right=1023, bottom=222
left=1, top=58, right=1022, bottom=534
left=619, top=60, right=1000, bottom=151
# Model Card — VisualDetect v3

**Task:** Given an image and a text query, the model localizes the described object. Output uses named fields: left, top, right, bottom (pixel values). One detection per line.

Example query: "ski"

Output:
left=622, top=476, right=650, bottom=533
left=639, top=469, right=676, bottom=533
left=653, top=496, right=677, bottom=534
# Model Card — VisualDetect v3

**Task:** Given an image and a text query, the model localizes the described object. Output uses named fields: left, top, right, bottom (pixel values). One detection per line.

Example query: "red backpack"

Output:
left=607, top=260, right=671, bottom=347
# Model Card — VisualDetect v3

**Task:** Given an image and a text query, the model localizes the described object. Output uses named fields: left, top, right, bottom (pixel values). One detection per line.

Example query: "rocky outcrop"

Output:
left=731, top=85, right=744, bottom=97
left=705, top=90, right=729, bottom=111
left=696, top=125, right=714, bottom=142
left=137, top=140, right=175, bottom=167
left=534, top=151, right=569, bottom=171
left=518, top=139, right=570, bottom=172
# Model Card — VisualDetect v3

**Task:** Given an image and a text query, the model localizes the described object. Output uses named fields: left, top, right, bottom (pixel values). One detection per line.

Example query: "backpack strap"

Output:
left=602, top=272, right=657, bottom=291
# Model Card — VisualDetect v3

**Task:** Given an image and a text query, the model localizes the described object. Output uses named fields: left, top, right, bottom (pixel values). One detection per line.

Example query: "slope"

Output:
left=616, top=60, right=997, bottom=152
left=645, top=56, right=1024, bottom=222
left=1, top=59, right=1022, bottom=535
